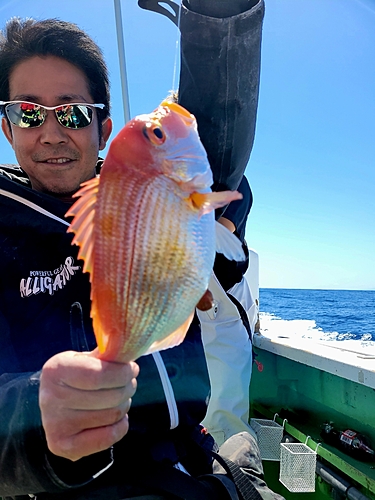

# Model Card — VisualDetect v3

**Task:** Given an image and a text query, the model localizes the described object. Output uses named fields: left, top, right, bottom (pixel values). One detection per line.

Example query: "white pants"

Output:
left=197, top=273, right=257, bottom=446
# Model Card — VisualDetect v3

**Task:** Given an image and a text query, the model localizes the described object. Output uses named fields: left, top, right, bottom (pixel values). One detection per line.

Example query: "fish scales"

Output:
left=131, top=182, right=187, bottom=328
left=93, top=172, right=152, bottom=347
left=91, top=169, right=214, bottom=361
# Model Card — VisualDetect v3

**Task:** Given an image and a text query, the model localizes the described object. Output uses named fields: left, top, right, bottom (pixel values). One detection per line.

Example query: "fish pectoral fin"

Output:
left=189, top=190, right=243, bottom=216
left=65, top=177, right=99, bottom=276
left=144, top=312, right=195, bottom=355
left=215, top=220, right=246, bottom=261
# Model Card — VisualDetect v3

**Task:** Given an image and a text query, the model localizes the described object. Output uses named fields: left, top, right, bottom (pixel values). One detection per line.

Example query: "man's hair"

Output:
left=0, top=17, right=110, bottom=136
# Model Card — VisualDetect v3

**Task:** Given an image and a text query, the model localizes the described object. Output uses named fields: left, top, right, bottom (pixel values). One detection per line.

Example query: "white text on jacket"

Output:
left=20, top=257, right=81, bottom=297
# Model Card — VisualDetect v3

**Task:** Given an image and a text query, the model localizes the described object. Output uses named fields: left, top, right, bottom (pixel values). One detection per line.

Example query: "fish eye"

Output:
left=143, top=123, right=166, bottom=145
left=153, top=128, right=163, bottom=139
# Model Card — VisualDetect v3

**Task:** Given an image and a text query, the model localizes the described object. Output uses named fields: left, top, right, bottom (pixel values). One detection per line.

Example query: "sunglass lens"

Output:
left=7, top=103, right=45, bottom=128
left=56, top=105, right=93, bottom=129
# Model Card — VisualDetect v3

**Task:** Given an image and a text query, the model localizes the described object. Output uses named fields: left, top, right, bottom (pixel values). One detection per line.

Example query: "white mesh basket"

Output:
left=279, top=442, right=316, bottom=492
left=250, top=418, right=284, bottom=461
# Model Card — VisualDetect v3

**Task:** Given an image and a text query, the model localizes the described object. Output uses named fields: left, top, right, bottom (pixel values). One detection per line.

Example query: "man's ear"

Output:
left=1, top=117, right=13, bottom=146
left=99, top=118, right=113, bottom=151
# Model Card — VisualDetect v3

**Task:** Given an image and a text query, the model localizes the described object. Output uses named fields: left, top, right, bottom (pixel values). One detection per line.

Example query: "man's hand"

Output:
left=39, top=351, right=139, bottom=461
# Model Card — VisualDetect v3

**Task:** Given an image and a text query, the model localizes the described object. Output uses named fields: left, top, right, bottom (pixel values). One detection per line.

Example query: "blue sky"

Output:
left=1, top=0, right=374, bottom=290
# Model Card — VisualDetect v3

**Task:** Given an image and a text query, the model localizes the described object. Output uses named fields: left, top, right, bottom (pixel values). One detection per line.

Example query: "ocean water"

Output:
left=259, top=288, right=375, bottom=351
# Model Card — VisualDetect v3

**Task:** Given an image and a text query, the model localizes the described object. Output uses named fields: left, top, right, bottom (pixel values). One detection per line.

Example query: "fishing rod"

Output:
left=113, top=0, right=181, bottom=123
left=113, top=0, right=131, bottom=123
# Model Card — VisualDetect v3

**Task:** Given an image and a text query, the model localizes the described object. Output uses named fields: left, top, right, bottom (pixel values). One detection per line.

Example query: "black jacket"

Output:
left=0, top=166, right=211, bottom=499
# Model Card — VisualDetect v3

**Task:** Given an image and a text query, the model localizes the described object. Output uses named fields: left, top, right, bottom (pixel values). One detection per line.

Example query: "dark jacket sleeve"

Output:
left=0, top=308, right=46, bottom=495
left=0, top=370, right=50, bottom=496
left=0, top=311, right=112, bottom=497
left=178, top=0, right=264, bottom=198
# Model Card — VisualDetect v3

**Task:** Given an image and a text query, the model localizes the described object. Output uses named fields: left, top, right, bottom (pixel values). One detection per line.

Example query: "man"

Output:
left=198, top=176, right=258, bottom=447
left=0, top=1, right=266, bottom=498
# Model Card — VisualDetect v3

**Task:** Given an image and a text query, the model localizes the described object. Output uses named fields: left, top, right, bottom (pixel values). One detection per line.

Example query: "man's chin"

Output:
left=31, top=171, right=95, bottom=202
left=38, top=184, right=82, bottom=203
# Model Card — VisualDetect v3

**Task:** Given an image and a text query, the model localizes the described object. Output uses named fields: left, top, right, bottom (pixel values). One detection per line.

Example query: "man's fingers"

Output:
left=47, top=415, right=130, bottom=461
left=40, top=378, right=137, bottom=411
left=44, top=399, right=132, bottom=435
left=41, top=351, right=139, bottom=390
left=39, top=351, right=140, bottom=461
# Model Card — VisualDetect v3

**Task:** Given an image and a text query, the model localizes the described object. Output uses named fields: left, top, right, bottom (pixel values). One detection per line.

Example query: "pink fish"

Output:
left=66, top=101, right=242, bottom=362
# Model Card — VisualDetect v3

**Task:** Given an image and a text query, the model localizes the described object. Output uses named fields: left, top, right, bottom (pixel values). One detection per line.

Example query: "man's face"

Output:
left=1, top=55, right=112, bottom=200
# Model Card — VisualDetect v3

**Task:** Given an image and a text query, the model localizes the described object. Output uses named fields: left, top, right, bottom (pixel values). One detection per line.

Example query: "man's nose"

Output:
left=39, top=111, right=69, bottom=144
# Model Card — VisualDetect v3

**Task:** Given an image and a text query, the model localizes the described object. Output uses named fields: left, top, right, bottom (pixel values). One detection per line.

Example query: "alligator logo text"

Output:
left=20, top=257, right=81, bottom=297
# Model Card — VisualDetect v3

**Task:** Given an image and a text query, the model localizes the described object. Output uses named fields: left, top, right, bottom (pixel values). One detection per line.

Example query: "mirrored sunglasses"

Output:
left=0, top=101, right=105, bottom=129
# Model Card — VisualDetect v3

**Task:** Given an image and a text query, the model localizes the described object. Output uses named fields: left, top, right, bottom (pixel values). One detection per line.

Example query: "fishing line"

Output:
left=171, top=0, right=182, bottom=93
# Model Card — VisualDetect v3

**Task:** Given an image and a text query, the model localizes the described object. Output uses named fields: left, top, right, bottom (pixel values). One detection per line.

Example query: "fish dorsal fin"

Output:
left=144, top=312, right=194, bottom=355
left=65, top=177, right=99, bottom=277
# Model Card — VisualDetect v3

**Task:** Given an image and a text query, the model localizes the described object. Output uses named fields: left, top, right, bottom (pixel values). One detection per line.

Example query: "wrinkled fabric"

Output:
left=179, top=0, right=264, bottom=219
left=215, top=432, right=285, bottom=500
left=197, top=273, right=256, bottom=446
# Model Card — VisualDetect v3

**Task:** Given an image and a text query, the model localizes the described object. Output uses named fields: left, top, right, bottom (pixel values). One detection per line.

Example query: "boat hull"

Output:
left=250, top=335, right=375, bottom=500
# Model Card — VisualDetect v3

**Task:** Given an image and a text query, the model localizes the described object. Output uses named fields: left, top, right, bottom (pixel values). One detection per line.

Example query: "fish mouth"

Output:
left=160, top=100, right=195, bottom=126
